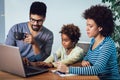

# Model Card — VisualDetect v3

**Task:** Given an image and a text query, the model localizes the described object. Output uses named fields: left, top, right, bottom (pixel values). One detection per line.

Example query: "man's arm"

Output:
left=5, top=25, right=17, bottom=46
left=24, top=34, right=41, bottom=54
left=34, top=32, right=54, bottom=61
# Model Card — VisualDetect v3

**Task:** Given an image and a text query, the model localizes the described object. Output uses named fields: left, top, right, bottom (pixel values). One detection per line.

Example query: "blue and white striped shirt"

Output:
left=69, top=37, right=120, bottom=78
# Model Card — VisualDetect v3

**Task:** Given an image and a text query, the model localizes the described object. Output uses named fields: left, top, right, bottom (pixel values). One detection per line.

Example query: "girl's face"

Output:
left=86, top=18, right=102, bottom=38
left=61, top=34, right=74, bottom=49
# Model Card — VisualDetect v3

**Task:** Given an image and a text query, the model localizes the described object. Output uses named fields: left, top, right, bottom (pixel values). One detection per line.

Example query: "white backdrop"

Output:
left=5, top=0, right=102, bottom=53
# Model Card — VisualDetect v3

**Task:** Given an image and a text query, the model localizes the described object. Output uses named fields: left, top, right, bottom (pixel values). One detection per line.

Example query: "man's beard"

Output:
left=31, top=25, right=41, bottom=31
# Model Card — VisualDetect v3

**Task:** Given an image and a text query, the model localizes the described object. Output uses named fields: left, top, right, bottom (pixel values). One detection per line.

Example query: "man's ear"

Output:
left=43, top=17, right=46, bottom=22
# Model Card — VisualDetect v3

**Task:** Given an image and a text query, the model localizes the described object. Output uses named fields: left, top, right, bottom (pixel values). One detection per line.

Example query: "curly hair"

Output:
left=59, top=24, right=81, bottom=44
left=30, top=1, right=47, bottom=17
left=83, top=5, right=114, bottom=37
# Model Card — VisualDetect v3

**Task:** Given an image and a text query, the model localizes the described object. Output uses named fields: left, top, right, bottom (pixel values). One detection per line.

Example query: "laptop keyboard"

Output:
left=24, top=66, right=48, bottom=74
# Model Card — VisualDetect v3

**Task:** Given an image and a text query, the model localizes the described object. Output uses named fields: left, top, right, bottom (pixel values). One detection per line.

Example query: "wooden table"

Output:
left=0, top=69, right=99, bottom=80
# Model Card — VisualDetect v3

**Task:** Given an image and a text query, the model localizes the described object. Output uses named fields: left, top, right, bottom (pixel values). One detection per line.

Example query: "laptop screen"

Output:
left=0, top=44, right=25, bottom=77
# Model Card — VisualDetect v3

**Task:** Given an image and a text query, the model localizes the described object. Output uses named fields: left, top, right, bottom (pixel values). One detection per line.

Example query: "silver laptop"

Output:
left=0, top=44, right=48, bottom=77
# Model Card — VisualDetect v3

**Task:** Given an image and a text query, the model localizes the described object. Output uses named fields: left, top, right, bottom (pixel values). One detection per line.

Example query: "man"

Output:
left=5, top=1, right=54, bottom=62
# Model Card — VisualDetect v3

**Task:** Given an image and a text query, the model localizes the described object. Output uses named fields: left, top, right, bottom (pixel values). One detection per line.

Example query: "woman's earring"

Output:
left=98, top=27, right=102, bottom=31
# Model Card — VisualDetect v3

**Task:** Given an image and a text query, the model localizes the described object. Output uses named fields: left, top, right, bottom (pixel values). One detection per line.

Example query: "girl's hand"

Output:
left=56, top=62, right=69, bottom=74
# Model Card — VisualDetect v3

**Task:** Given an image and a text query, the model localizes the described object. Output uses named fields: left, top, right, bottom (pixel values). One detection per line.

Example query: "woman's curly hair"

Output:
left=59, top=24, right=81, bottom=44
left=83, top=5, right=114, bottom=37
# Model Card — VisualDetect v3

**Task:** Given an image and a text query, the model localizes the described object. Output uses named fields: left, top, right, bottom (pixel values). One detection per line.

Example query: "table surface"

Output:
left=0, top=69, right=99, bottom=80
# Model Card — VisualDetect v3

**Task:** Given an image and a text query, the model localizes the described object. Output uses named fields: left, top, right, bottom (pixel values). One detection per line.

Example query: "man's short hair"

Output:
left=30, top=1, right=47, bottom=17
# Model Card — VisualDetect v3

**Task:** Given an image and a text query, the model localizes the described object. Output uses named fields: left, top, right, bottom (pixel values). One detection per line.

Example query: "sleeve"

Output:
left=44, top=47, right=61, bottom=63
left=44, top=32, right=54, bottom=56
left=43, top=55, right=54, bottom=63
left=5, top=25, right=17, bottom=46
left=59, top=47, right=84, bottom=65
left=35, top=32, right=54, bottom=61
left=69, top=42, right=114, bottom=75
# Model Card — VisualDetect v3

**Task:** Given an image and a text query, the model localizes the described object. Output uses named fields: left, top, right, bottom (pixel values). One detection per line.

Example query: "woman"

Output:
left=56, top=5, right=120, bottom=79
left=29, top=24, right=85, bottom=68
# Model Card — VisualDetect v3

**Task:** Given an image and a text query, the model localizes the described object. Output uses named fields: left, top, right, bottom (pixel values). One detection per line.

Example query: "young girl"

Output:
left=29, top=24, right=85, bottom=68
left=56, top=5, right=120, bottom=79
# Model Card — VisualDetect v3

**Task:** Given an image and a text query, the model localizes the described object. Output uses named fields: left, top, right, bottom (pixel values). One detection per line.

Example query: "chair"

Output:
left=77, top=41, right=90, bottom=53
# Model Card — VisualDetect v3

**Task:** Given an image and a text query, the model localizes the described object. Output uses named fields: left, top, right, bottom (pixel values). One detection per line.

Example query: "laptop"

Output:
left=0, top=44, right=48, bottom=77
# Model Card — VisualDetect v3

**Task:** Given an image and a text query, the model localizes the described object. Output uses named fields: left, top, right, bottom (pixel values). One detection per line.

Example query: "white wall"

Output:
left=5, top=0, right=102, bottom=53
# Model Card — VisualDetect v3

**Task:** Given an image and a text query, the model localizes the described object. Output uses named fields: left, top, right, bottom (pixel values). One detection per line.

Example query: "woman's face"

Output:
left=86, top=18, right=102, bottom=38
left=61, top=34, right=73, bottom=49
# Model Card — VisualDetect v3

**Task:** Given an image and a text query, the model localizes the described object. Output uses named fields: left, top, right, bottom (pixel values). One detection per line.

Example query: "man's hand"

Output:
left=22, top=57, right=29, bottom=65
left=30, top=61, right=54, bottom=68
left=81, top=60, right=91, bottom=67
left=24, top=33, right=40, bottom=55
left=24, top=33, right=35, bottom=44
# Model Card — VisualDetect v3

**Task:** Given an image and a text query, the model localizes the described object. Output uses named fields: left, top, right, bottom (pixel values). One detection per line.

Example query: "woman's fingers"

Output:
left=81, top=61, right=90, bottom=67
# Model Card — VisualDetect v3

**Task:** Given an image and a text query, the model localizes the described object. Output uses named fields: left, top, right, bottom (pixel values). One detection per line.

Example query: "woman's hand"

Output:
left=56, top=62, right=69, bottom=74
left=81, top=60, right=91, bottom=67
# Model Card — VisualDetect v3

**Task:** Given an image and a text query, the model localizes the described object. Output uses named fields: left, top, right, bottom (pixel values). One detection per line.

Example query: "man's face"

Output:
left=30, top=14, right=45, bottom=31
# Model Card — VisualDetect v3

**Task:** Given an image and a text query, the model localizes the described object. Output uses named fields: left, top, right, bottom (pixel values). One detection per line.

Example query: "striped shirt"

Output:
left=69, top=37, right=120, bottom=78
